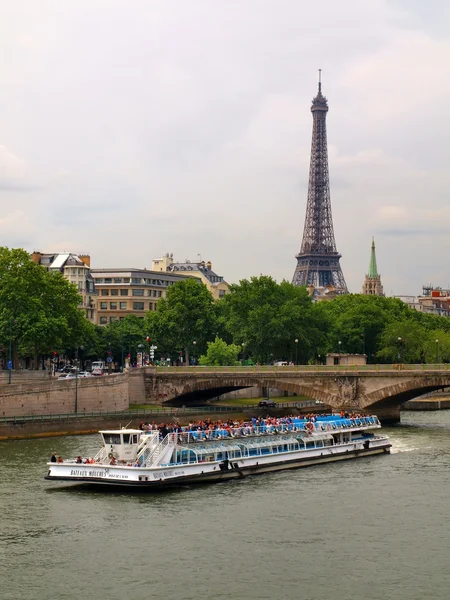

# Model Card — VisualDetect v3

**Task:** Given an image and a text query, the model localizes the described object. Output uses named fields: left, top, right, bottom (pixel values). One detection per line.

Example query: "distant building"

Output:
left=362, top=238, right=384, bottom=296
left=152, top=253, right=229, bottom=300
left=91, top=268, right=200, bottom=325
left=31, top=251, right=97, bottom=323
left=326, top=353, right=367, bottom=366
left=395, top=285, right=450, bottom=317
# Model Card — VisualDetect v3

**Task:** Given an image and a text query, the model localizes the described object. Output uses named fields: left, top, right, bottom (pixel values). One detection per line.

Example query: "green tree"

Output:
left=377, top=320, right=427, bottom=363
left=218, top=276, right=325, bottom=363
left=148, top=278, right=217, bottom=364
left=0, top=247, right=88, bottom=368
left=318, top=295, right=411, bottom=362
left=198, top=337, right=241, bottom=366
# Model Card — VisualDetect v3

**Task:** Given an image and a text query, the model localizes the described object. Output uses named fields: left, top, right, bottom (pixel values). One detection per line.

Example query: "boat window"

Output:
left=132, top=434, right=138, bottom=444
left=105, top=434, right=121, bottom=445
left=122, top=434, right=130, bottom=444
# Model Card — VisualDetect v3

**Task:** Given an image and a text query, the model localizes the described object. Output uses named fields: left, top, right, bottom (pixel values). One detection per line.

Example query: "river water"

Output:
left=1, top=411, right=450, bottom=600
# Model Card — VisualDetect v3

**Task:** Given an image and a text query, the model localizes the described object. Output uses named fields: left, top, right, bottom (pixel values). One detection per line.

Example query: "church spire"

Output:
left=362, top=237, right=384, bottom=296
left=368, top=237, right=378, bottom=278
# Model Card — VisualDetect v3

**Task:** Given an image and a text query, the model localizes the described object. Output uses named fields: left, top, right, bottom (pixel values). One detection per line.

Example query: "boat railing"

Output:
left=176, top=416, right=380, bottom=443
left=136, top=432, right=162, bottom=465
left=140, top=433, right=177, bottom=467
left=93, top=446, right=109, bottom=463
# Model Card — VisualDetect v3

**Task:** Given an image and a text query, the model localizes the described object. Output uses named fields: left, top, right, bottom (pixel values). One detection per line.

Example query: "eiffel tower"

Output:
left=292, top=72, right=348, bottom=293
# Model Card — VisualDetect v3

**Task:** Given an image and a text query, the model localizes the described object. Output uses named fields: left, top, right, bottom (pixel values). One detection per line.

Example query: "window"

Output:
left=101, top=289, right=109, bottom=296
left=120, top=302, right=127, bottom=310
left=219, top=290, right=226, bottom=298
left=157, top=291, right=162, bottom=297
left=132, top=289, right=144, bottom=296
left=96, top=278, right=104, bottom=284
left=131, top=278, right=141, bottom=284
left=111, top=289, right=119, bottom=296
left=113, top=278, right=122, bottom=283
left=110, top=302, right=117, bottom=310
left=123, top=278, right=130, bottom=283
left=99, top=316, right=107, bottom=324
left=152, top=290, right=157, bottom=297
left=110, top=316, right=117, bottom=323
left=105, top=278, right=112, bottom=283
left=133, top=302, right=144, bottom=310
left=100, top=302, right=107, bottom=310
left=120, top=289, right=128, bottom=296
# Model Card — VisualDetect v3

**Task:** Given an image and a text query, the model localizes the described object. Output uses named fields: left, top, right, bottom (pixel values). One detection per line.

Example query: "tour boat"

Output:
left=45, top=415, right=390, bottom=488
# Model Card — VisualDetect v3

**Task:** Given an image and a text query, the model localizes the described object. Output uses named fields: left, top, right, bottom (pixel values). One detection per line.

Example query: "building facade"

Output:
left=91, top=268, right=200, bottom=325
left=362, top=238, right=384, bottom=296
left=152, top=253, right=229, bottom=300
left=31, top=251, right=97, bottom=323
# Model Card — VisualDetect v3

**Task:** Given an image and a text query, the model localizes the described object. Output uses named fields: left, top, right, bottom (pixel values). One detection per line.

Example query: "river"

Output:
left=1, top=411, right=450, bottom=600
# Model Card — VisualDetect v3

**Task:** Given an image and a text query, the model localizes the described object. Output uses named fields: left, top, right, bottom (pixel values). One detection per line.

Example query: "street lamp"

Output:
left=193, top=341, right=197, bottom=365
left=74, top=345, right=84, bottom=414
left=294, top=339, right=299, bottom=365
left=241, top=342, right=245, bottom=363
left=7, top=318, right=13, bottom=385
left=338, top=340, right=342, bottom=356
left=137, top=343, right=144, bottom=367
left=397, top=337, right=402, bottom=363
left=435, top=339, right=439, bottom=363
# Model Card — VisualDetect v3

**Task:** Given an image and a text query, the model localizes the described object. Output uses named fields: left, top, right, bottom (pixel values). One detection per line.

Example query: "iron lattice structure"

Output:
left=292, top=77, right=348, bottom=292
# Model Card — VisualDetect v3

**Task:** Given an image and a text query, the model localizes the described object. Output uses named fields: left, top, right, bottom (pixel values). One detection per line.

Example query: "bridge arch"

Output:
left=160, top=377, right=334, bottom=407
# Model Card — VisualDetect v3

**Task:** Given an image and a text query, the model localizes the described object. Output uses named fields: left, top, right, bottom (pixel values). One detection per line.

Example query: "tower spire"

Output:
left=368, top=237, right=378, bottom=278
left=292, top=76, right=348, bottom=294
left=362, top=237, right=384, bottom=296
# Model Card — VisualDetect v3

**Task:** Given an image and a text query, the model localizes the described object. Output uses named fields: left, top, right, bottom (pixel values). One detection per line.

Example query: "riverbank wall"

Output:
left=0, top=374, right=128, bottom=418
left=402, top=396, right=450, bottom=411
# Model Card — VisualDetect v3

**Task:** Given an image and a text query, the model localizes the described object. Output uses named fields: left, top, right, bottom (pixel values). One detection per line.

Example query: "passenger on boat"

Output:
left=50, top=452, right=57, bottom=463
left=75, top=456, right=83, bottom=464
left=109, top=456, right=117, bottom=465
left=57, top=456, right=64, bottom=463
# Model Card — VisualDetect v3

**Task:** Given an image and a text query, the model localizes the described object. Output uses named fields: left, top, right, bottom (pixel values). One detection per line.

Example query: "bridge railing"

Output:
left=153, top=364, right=450, bottom=373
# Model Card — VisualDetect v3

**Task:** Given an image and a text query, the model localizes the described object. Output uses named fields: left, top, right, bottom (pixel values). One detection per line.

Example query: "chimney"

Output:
left=31, top=251, right=42, bottom=264
left=79, top=254, right=91, bottom=267
left=206, top=261, right=212, bottom=270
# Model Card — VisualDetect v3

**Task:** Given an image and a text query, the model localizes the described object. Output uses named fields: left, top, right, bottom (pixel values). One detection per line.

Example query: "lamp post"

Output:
left=361, top=331, right=366, bottom=357
left=193, top=341, right=197, bottom=365
left=7, top=318, right=13, bottom=385
left=241, top=342, right=245, bottom=363
left=397, top=337, right=402, bottom=363
left=338, top=340, right=342, bottom=358
left=74, top=345, right=84, bottom=414
left=137, top=343, right=144, bottom=367
left=294, top=338, right=299, bottom=365
left=435, top=339, right=439, bottom=363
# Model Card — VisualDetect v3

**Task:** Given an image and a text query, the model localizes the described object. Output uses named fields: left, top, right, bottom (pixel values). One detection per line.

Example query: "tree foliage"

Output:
left=198, top=337, right=241, bottom=366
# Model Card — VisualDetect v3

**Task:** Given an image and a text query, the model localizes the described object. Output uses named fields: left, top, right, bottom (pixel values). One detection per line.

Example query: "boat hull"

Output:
left=45, top=442, right=391, bottom=489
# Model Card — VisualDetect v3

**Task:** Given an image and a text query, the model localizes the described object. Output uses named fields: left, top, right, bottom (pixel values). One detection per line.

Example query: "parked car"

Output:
left=258, top=399, right=277, bottom=408
left=315, top=400, right=324, bottom=405
left=57, top=366, right=77, bottom=374
left=59, top=373, right=77, bottom=380
left=77, top=372, right=92, bottom=378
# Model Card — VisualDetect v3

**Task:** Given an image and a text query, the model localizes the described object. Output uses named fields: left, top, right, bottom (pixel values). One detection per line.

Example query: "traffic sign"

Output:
left=106, top=356, right=113, bottom=363
left=7, top=360, right=12, bottom=370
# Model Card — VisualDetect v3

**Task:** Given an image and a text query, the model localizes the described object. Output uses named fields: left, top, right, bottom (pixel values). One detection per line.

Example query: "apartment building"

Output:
left=91, top=268, right=200, bottom=325
left=31, top=251, right=97, bottom=323
left=152, top=253, right=229, bottom=299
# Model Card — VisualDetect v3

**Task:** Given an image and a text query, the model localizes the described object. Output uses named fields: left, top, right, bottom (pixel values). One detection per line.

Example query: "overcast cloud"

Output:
left=1, top=0, right=449, bottom=295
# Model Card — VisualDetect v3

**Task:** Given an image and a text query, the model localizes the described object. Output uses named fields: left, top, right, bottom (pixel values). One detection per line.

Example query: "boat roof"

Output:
left=99, top=429, right=142, bottom=435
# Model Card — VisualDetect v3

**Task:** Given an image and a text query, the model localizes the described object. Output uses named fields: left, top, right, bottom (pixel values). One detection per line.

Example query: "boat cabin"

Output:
left=100, top=429, right=142, bottom=463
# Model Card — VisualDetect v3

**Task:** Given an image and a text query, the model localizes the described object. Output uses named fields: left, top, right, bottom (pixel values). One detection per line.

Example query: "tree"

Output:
left=218, top=276, right=325, bottom=363
left=148, top=278, right=217, bottom=364
left=198, top=337, right=241, bottom=366
left=318, top=295, right=411, bottom=362
left=377, top=320, right=427, bottom=364
left=0, top=247, right=88, bottom=368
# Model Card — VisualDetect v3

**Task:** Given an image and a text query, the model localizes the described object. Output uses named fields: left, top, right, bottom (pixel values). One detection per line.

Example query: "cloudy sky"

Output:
left=1, top=0, right=449, bottom=295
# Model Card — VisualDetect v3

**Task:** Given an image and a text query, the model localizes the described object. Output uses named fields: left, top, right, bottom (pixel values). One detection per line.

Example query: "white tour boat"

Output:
left=45, top=415, right=390, bottom=488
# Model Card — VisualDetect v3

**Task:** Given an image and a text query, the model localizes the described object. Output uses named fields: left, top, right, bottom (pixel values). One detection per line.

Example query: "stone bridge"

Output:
left=140, top=364, right=450, bottom=422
